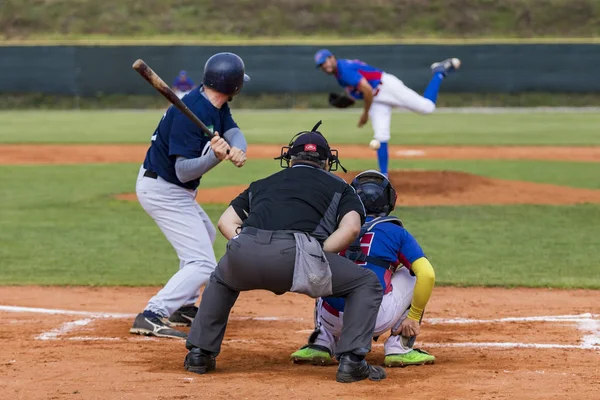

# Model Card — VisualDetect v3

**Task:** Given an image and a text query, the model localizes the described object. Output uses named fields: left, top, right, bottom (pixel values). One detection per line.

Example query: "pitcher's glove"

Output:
left=328, top=92, right=355, bottom=108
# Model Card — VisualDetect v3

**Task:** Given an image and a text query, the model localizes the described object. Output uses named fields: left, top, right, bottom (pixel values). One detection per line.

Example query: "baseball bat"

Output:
left=132, top=59, right=216, bottom=139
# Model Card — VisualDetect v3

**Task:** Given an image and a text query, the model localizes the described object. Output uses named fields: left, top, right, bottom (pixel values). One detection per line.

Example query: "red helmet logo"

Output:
left=304, top=144, right=317, bottom=152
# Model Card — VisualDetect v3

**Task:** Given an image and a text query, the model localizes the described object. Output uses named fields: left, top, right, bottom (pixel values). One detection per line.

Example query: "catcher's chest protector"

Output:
left=344, top=216, right=403, bottom=269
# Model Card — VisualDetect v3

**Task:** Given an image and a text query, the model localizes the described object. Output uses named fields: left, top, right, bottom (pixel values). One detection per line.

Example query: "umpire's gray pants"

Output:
left=187, top=228, right=382, bottom=358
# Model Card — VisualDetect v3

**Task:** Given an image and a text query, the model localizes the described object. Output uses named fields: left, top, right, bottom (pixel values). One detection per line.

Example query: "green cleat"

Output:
left=290, top=345, right=335, bottom=366
left=384, top=349, right=435, bottom=367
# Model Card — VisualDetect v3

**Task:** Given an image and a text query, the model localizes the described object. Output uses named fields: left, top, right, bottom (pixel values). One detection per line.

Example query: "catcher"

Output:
left=291, top=170, right=436, bottom=367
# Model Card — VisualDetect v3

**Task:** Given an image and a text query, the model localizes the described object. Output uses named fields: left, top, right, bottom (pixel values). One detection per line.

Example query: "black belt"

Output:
left=144, top=170, right=158, bottom=179
left=241, top=227, right=300, bottom=240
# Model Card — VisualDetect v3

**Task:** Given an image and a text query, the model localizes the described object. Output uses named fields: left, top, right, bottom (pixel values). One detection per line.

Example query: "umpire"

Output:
left=184, top=122, right=387, bottom=383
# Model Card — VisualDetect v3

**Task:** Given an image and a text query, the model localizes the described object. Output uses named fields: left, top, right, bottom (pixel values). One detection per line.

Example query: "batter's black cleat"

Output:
left=184, top=348, right=216, bottom=374
left=335, top=354, right=387, bottom=383
left=129, top=313, right=187, bottom=339
left=167, top=305, right=198, bottom=327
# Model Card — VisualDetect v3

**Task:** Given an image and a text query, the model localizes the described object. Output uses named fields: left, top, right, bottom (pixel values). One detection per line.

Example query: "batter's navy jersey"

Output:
left=143, top=87, right=238, bottom=190
left=324, top=216, right=425, bottom=312
left=336, top=59, right=384, bottom=100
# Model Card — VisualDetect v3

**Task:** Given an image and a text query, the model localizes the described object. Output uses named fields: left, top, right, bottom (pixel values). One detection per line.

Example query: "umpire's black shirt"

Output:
left=230, top=164, right=366, bottom=242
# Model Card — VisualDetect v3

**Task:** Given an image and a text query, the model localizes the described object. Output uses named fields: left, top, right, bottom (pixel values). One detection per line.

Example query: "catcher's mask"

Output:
left=351, top=170, right=397, bottom=216
left=274, top=121, right=347, bottom=172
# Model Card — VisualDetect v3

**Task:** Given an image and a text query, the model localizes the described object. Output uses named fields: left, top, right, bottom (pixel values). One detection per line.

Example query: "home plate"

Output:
left=395, top=150, right=426, bottom=157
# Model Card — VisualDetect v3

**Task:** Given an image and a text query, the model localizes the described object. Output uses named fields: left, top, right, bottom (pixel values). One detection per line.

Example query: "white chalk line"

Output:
left=0, top=305, right=304, bottom=322
left=35, top=319, right=94, bottom=340
left=395, top=150, right=426, bottom=157
left=0, top=305, right=135, bottom=318
left=578, top=318, right=600, bottom=348
left=3, top=305, right=594, bottom=324
left=0, top=304, right=304, bottom=341
left=64, top=336, right=256, bottom=344
left=3, top=305, right=599, bottom=350
left=56, top=337, right=600, bottom=350
left=415, top=342, right=600, bottom=350
left=67, top=336, right=159, bottom=342
left=235, top=107, right=600, bottom=115
left=369, top=342, right=600, bottom=350
left=427, top=314, right=597, bottom=324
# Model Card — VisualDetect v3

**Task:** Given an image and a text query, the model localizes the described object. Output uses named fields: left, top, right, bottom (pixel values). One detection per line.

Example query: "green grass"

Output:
left=2, top=110, right=600, bottom=146
left=385, top=160, right=600, bottom=189
left=202, top=158, right=600, bottom=190
left=8, top=93, right=600, bottom=110
left=5, top=37, right=600, bottom=45
left=2, top=0, right=599, bottom=40
left=1, top=162, right=600, bottom=287
left=403, top=204, right=600, bottom=288
left=1, top=109, right=599, bottom=288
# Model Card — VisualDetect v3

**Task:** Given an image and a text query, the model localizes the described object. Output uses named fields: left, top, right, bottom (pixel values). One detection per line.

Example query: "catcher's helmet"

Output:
left=351, top=170, right=397, bottom=216
left=202, top=52, right=250, bottom=96
left=275, top=121, right=347, bottom=172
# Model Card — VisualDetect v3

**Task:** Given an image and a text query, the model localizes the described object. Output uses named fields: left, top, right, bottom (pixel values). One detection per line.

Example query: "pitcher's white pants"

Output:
left=370, top=72, right=436, bottom=142
left=135, top=165, right=217, bottom=317
left=312, top=267, right=417, bottom=355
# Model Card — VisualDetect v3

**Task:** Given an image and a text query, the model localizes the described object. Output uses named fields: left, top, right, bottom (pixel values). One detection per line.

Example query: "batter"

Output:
left=130, top=52, right=250, bottom=339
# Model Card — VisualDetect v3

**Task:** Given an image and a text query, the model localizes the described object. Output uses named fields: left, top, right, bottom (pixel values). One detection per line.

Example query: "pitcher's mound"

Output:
left=116, top=170, right=600, bottom=206
left=338, top=170, right=600, bottom=206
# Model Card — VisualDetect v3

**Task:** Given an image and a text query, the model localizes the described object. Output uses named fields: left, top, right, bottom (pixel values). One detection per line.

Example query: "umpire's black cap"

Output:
left=275, top=121, right=346, bottom=172
left=288, top=132, right=331, bottom=160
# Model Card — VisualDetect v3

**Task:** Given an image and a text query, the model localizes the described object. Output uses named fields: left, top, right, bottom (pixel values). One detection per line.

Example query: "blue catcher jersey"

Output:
left=324, top=216, right=425, bottom=313
left=335, top=59, right=384, bottom=100
left=142, top=87, right=238, bottom=190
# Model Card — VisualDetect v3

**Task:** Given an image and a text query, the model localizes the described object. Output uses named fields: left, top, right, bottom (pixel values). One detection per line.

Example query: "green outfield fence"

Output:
left=2, top=44, right=599, bottom=96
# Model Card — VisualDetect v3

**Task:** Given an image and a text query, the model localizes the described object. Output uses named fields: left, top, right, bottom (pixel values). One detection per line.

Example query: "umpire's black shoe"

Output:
left=168, top=305, right=198, bottom=327
left=336, top=354, right=387, bottom=383
left=184, top=348, right=216, bottom=374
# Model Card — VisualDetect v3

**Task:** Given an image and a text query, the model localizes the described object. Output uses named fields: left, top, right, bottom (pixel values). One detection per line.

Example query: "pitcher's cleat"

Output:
left=290, top=345, right=335, bottom=366
left=167, top=305, right=198, bottom=327
left=130, top=313, right=187, bottom=339
left=430, top=58, right=461, bottom=77
left=384, top=349, right=435, bottom=367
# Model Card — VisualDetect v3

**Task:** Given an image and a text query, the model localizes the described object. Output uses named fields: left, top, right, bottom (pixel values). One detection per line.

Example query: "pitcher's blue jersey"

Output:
left=324, top=216, right=425, bottom=313
left=143, top=87, right=238, bottom=190
left=336, top=59, right=384, bottom=100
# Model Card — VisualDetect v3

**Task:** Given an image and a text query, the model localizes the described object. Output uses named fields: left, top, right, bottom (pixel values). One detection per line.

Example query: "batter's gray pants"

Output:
left=187, top=228, right=382, bottom=358
left=136, top=166, right=217, bottom=317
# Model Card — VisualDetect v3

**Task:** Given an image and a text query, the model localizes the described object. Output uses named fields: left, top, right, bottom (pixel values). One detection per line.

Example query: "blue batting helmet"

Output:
left=202, top=52, right=250, bottom=96
left=351, top=170, right=397, bottom=216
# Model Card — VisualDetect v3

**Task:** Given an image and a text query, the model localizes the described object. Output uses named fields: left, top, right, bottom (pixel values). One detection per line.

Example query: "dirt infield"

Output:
left=3, top=144, right=600, bottom=398
left=0, top=286, right=599, bottom=399
left=2, top=144, right=600, bottom=164
left=117, top=170, right=600, bottom=206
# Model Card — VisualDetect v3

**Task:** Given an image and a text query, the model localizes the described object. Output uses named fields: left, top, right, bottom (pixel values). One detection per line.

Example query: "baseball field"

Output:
left=1, top=109, right=599, bottom=399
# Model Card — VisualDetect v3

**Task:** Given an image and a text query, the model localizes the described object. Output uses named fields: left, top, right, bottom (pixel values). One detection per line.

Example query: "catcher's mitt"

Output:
left=328, top=92, right=355, bottom=108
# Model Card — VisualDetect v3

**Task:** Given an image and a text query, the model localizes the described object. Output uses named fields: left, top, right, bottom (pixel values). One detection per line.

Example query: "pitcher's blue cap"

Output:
left=314, top=49, right=333, bottom=67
